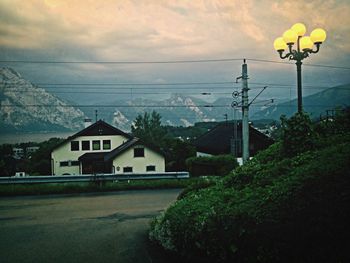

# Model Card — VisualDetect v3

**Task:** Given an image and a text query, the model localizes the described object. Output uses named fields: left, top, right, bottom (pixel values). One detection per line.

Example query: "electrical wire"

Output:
left=0, top=57, right=349, bottom=69
left=0, top=103, right=341, bottom=108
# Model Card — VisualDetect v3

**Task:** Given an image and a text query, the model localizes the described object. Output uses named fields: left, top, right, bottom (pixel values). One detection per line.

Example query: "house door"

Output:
left=93, top=161, right=105, bottom=174
left=82, top=162, right=93, bottom=174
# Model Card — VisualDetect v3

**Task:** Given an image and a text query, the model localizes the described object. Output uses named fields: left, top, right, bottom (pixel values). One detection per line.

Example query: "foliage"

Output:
left=131, top=111, right=167, bottom=148
left=149, top=112, right=350, bottom=262
left=177, top=176, right=220, bottom=200
left=165, top=122, right=217, bottom=142
left=0, top=144, right=16, bottom=176
left=26, top=138, right=64, bottom=175
left=314, top=107, right=350, bottom=136
left=150, top=138, right=350, bottom=262
left=164, top=138, right=196, bottom=171
left=280, top=111, right=316, bottom=157
left=186, top=155, right=239, bottom=177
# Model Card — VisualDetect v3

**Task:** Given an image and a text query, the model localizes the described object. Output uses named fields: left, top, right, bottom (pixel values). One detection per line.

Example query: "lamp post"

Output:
left=273, top=23, right=327, bottom=112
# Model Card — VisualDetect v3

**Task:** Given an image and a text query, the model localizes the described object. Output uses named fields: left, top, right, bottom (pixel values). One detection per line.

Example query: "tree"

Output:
left=131, top=111, right=167, bottom=147
left=280, top=111, right=316, bottom=157
left=164, top=138, right=196, bottom=171
left=26, top=138, right=64, bottom=175
left=0, top=144, right=16, bottom=177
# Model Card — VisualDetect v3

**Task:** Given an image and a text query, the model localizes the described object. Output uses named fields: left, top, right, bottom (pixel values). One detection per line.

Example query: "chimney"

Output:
left=84, top=118, right=92, bottom=128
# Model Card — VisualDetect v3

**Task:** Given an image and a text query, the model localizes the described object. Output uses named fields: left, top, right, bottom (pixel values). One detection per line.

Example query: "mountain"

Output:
left=2, top=67, right=348, bottom=134
left=0, top=67, right=86, bottom=133
left=251, top=84, right=350, bottom=120
left=81, top=94, right=233, bottom=131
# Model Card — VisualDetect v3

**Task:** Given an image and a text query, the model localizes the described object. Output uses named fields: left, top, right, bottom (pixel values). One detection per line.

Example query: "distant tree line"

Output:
left=0, top=138, right=63, bottom=176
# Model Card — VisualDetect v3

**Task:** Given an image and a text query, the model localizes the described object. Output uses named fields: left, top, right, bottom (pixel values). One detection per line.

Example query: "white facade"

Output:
left=51, top=121, right=165, bottom=175
left=51, top=134, right=129, bottom=175
left=112, top=145, right=165, bottom=174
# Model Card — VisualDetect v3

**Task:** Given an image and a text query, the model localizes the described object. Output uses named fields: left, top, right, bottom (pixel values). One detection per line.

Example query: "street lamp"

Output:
left=273, top=23, right=327, bottom=112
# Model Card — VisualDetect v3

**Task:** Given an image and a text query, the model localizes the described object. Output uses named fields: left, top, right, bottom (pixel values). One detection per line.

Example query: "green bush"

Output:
left=280, top=112, right=316, bottom=157
left=186, top=155, right=239, bottom=177
left=177, top=176, right=220, bottom=200
left=150, top=135, right=350, bottom=262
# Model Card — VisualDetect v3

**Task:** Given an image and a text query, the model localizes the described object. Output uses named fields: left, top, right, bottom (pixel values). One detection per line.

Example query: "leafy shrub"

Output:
left=177, top=176, right=220, bottom=200
left=150, top=135, right=350, bottom=262
left=280, top=112, right=316, bottom=157
left=186, top=155, right=239, bottom=177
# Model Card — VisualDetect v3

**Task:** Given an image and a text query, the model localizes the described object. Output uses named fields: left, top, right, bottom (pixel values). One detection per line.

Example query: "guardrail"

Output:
left=0, top=172, right=190, bottom=185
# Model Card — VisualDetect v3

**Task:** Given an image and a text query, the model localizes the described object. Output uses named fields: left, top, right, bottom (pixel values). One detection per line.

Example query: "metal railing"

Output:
left=0, top=172, right=190, bottom=185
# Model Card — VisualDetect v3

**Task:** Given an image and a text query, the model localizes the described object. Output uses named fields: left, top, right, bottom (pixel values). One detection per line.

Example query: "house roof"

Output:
left=193, top=122, right=274, bottom=156
left=78, top=152, right=107, bottom=162
left=52, top=120, right=132, bottom=150
left=77, top=138, right=163, bottom=163
left=104, top=138, right=164, bottom=162
left=104, top=138, right=139, bottom=161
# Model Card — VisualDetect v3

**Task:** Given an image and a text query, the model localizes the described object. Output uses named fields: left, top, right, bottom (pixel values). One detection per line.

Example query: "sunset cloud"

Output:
left=0, top=0, right=349, bottom=97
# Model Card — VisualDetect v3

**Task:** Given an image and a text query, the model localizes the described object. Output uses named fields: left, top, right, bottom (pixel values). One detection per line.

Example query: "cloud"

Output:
left=0, top=0, right=349, bottom=95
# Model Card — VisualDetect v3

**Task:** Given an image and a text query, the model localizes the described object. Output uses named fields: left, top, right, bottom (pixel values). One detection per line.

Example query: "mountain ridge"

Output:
left=251, top=84, right=350, bottom=120
left=1, top=67, right=349, bottom=134
left=0, top=67, right=86, bottom=133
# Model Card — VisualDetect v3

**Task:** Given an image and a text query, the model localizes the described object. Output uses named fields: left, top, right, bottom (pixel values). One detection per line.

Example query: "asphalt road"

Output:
left=0, top=189, right=181, bottom=263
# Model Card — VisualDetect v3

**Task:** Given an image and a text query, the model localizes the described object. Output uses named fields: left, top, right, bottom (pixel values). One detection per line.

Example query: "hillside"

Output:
left=0, top=67, right=86, bottom=133
left=150, top=112, right=350, bottom=262
left=252, top=84, right=350, bottom=120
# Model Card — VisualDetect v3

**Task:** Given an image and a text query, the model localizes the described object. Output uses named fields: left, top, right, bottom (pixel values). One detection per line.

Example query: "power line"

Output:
left=0, top=58, right=243, bottom=64
left=3, top=81, right=344, bottom=89
left=0, top=57, right=349, bottom=69
left=4, top=86, right=349, bottom=95
left=246, top=58, right=350, bottom=70
left=32, top=81, right=235, bottom=86
left=0, top=104, right=229, bottom=108
left=1, top=91, right=234, bottom=95
left=0, top=103, right=342, bottom=108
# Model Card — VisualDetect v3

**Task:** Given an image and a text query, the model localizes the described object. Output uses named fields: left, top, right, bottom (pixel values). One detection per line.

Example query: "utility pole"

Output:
left=242, top=59, right=249, bottom=163
left=224, top=114, right=228, bottom=125
left=231, top=92, right=239, bottom=159
left=95, top=109, right=98, bottom=122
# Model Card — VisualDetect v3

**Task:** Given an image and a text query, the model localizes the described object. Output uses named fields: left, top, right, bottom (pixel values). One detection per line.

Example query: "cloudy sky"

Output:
left=1, top=0, right=350, bottom=104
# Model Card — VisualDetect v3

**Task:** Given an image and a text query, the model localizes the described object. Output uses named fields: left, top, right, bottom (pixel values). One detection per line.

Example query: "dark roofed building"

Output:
left=193, top=122, right=274, bottom=160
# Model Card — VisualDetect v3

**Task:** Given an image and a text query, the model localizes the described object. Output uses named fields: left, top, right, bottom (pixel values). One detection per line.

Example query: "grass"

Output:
left=0, top=178, right=202, bottom=197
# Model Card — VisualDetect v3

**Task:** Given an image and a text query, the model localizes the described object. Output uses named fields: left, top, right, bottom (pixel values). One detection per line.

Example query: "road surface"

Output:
left=0, top=189, right=181, bottom=263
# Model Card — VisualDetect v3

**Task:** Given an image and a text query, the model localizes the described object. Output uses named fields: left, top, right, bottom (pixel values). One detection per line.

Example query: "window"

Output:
left=123, top=167, right=133, bottom=173
left=60, top=161, right=69, bottom=167
left=134, top=147, right=144, bottom=157
left=71, top=141, right=79, bottom=151
left=103, top=140, right=111, bottom=150
left=60, top=161, right=79, bottom=167
left=82, top=141, right=90, bottom=151
left=146, top=165, right=156, bottom=172
left=92, top=140, right=101, bottom=150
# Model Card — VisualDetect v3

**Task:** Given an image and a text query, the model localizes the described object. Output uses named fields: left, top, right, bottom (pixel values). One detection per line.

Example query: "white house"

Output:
left=51, top=120, right=165, bottom=175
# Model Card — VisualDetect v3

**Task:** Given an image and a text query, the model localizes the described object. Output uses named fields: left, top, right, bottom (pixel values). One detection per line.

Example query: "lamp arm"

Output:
left=309, top=43, right=321, bottom=54
left=278, top=50, right=292, bottom=59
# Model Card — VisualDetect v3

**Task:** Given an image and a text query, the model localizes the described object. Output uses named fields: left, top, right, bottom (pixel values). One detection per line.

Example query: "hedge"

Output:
left=186, top=154, right=239, bottom=177
left=150, top=134, right=350, bottom=262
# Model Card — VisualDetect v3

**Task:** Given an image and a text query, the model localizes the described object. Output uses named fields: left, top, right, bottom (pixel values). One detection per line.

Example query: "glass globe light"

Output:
left=282, top=29, right=298, bottom=44
left=299, top=36, right=314, bottom=50
left=291, top=23, right=306, bottom=36
left=273, top=37, right=287, bottom=51
left=310, top=28, right=326, bottom=43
